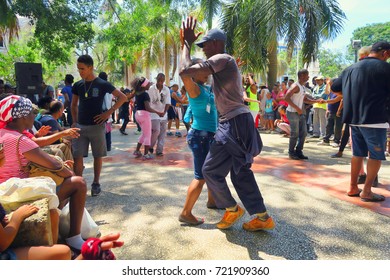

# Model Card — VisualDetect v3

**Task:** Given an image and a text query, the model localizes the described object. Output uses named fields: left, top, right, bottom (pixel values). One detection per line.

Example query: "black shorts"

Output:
left=167, top=106, right=178, bottom=120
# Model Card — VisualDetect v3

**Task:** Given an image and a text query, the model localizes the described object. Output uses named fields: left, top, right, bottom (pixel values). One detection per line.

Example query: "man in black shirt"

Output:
left=71, top=55, right=127, bottom=196
left=331, top=41, right=390, bottom=202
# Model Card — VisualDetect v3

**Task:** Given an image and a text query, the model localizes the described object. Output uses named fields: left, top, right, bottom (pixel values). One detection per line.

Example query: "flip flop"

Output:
left=360, top=193, right=385, bottom=202
left=347, top=189, right=362, bottom=197
left=178, top=215, right=204, bottom=226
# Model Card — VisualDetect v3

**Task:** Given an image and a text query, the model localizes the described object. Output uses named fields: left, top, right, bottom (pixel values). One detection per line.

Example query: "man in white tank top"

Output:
left=285, top=69, right=321, bottom=160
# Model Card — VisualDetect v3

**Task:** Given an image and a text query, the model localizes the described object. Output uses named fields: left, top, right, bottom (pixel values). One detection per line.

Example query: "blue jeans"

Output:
left=287, top=111, right=307, bottom=156
left=187, top=128, right=215, bottom=179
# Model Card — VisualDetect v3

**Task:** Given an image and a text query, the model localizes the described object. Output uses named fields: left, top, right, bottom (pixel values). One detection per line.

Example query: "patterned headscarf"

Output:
left=0, top=95, right=33, bottom=128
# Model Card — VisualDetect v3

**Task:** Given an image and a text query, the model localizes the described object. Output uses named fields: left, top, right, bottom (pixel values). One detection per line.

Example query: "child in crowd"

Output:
left=274, top=105, right=290, bottom=137
left=264, top=91, right=277, bottom=132
left=0, top=201, right=123, bottom=260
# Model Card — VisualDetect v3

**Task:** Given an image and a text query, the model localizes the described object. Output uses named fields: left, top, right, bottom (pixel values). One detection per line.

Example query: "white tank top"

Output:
left=287, top=83, right=305, bottom=113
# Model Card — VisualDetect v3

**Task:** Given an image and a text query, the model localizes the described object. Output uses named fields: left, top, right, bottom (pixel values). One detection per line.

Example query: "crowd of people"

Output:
left=0, top=16, right=389, bottom=260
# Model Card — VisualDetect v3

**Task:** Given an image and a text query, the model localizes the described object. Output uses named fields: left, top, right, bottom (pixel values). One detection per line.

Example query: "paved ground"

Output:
left=81, top=123, right=390, bottom=260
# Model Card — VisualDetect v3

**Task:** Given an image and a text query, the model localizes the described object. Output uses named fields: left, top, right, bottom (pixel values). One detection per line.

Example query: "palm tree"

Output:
left=0, top=0, right=19, bottom=46
left=200, top=0, right=221, bottom=29
left=221, top=0, right=346, bottom=86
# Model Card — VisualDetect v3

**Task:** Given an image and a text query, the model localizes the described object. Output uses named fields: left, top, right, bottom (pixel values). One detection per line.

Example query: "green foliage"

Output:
left=8, top=0, right=98, bottom=66
left=318, top=49, right=349, bottom=78
left=349, top=22, right=390, bottom=57
left=0, top=40, right=39, bottom=83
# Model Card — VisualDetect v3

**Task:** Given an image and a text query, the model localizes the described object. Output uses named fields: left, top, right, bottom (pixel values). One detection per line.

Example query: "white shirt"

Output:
left=287, top=83, right=306, bottom=113
left=148, top=84, right=171, bottom=120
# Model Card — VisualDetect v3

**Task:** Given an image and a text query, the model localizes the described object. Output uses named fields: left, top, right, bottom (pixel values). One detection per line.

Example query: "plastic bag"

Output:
left=59, top=203, right=101, bottom=240
left=0, top=177, right=59, bottom=211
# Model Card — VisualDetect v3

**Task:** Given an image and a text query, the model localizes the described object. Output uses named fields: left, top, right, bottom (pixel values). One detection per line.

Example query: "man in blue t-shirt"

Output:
left=71, top=55, right=127, bottom=197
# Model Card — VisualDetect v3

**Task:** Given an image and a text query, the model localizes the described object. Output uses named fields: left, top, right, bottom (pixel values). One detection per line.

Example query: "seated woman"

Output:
left=1, top=93, right=79, bottom=161
left=38, top=100, right=65, bottom=135
left=0, top=95, right=86, bottom=251
left=275, top=105, right=290, bottom=137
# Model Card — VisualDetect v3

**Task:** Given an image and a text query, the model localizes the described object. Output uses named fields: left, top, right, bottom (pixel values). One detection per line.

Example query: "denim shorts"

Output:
left=187, top=129, right=215, bottom=179
left=351, top=126, right=387, bottom=160
left=0, top=249, right=17, bottom=260
left=264, top=112, right=274, bottom=120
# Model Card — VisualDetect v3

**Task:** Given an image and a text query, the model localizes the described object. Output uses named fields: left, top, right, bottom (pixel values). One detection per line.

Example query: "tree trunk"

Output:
left=267, top=38, right=278, bottom=87
left=171, top=43, right=177, bottom=81
left=164, top=23, right=170, bottom=86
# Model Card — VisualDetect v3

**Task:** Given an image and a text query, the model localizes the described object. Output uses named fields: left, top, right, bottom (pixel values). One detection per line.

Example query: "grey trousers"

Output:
left=150, top=119, right=167, bottom=153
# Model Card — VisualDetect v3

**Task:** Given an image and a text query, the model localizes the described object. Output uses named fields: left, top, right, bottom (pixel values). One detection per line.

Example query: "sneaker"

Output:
left=119, top=129, right=128, bottom=135
left=91, top=183, right=101, bottom=197
left=317, top=140, right=330, bottom=146
left=142, top=153, right=154, bottom=160
left=167, top=131, right=174, bottom=136
left=149, top=148, right=154, bottom=154
left=133, top=150, right=142, bottom=158
left=309, top=135, right=320, bottom=138
left=297, top=153, right=309, bottom=160
left=243, top=216, right=275, bottom=232
left=289, top=154, right=300, bottom=160
left=175, top=131, right=182, bottom=137
left=216, top=205, right=245, bottom=230
left=330, top=152, right=343, bottom=158
left=134, top=130, right=141, bottom=135
left=156, top=152, right=164, bottom=157
left=331, top=142, right=340, bottom=148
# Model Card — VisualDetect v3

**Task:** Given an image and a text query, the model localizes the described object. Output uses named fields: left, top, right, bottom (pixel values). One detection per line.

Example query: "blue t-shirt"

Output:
left=327, top=92, right=340, bottom=114
left=39, top=115, right=61, bottom=132
left=265, top=98, right=274, bottom=113
left=61, top=85, right=73, bottom=105
left=170, top=90, right=177, bottom=106
left=188, top=84, right=217, bottom=133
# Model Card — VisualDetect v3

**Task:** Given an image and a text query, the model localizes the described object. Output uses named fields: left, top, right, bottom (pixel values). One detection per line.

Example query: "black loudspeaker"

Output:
left=15, top=62, right=43, bottom=104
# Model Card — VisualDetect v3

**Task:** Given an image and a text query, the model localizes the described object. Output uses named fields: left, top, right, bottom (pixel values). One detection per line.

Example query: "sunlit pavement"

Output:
left=81, top=123, right=390, bottom=260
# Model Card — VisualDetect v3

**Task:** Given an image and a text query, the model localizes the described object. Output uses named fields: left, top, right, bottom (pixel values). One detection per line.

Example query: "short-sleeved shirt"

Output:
left=148, top=84, right=171, bottom=120
left=331, top=57, right=390, bottom=125
left=72, top=77, right=116, bottom=125
left=0, top=129, right=39, bottom=184
left=202, top=53, right=249, bottom=120
left=135, top=91, right=150, bottom=111
left=61, top=85, right=73, bottom=105
left=327, top=92, right=340, bottom=114
left=312, top=84, right=327, bottom=109
left=39, top=115, right=61, bottom=132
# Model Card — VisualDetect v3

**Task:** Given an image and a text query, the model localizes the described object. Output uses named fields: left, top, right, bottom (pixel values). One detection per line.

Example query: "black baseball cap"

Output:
left=371, top=41, right=390, bottom=52
left=196, top=29, right=227, bottom=48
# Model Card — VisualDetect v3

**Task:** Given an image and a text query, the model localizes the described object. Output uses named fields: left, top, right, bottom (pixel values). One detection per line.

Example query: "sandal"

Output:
left=178, top=215, right=204, bottom=226
left=360, top=193, right=385, bottom=203
left=347, top=188, right=362, bottom=197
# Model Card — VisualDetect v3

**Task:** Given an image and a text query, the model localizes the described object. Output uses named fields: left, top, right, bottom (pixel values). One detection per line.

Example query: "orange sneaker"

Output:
left=216, top=205, right=245, bottom=229
left=243, top=216, right=275, bottom=231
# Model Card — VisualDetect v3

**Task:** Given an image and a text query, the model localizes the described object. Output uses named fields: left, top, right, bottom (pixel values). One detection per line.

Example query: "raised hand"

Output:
left=36, top=125, right=51, bottom=137
left=181, top=16, right=202, bottom=46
